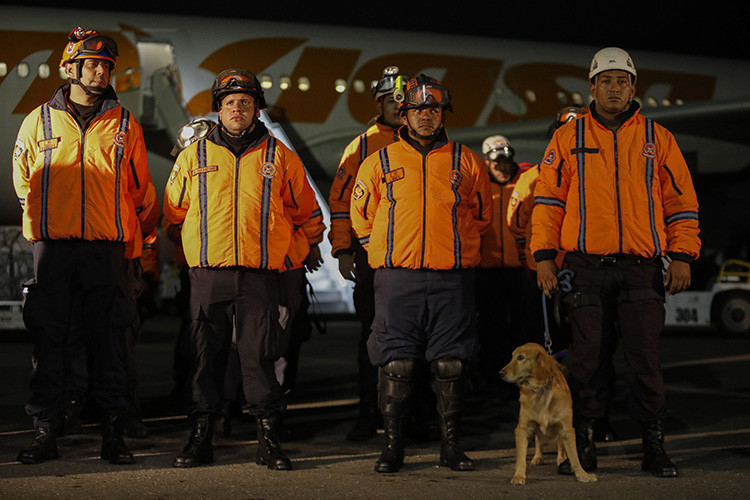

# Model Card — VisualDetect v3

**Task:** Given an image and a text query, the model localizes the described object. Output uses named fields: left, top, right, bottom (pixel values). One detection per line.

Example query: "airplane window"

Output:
left=260, top=74, right=273, bottom=90
left=17, top=62, right=29, bottom=78
left=646, top=97, right=658, bottom=107
left=335, top=78, right=347, bottom=94
left=38, top=64, right=50, bottom=79
left=661, top=99, right=671, bottom=107
left=524, top=90, right=537, bottom=103
left=571, top=92, right=584, bottom=105
left=556, top=91, right=568, bottom=106
left=675, top=99, right=684, bottom=106
left=298, top=77, right=310, bottom=92
left=352, top=79, right=366, bottom=94
left=0, top=62, right=6, bottom=77
left=279, top=76, right=291, bottom=90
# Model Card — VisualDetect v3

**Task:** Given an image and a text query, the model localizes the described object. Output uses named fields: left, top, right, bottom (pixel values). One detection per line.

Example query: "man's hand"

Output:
left=337, top=253, right=357, bottom=282
left=665, top=260, right=691, bottom=295
left=536, top=259, right=560, bottom=298
left=304, top=245, right=323, bottom=272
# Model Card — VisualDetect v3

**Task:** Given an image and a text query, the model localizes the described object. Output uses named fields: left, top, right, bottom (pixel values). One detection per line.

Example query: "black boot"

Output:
left=256, top=416, right=292, bottom=470
left=432, top=358, right=474, bottom=471
left=641, top=420, right=679, bottom=477
left=374, top=415, right=404, bottom=473
left=101, top=412, right=135, bottom=465
left=17, top=427, right=59, bottom=464
left=374, top=359, right=414, bottom=473
left=558, top=417, right=597, bottom=475
left=173, top=414, right=214, bottom=468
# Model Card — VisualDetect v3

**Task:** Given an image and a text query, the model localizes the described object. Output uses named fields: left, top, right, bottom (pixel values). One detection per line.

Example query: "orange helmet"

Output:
left=397, top=74, right=452, bottom=113
left=60, top=27, right=118, bottom=69
left=555, top=105, right=587, bottom=127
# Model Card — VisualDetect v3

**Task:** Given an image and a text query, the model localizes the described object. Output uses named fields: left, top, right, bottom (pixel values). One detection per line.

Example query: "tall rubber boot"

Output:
left=641, top=420, right=679, bottom=477
left=558, top=417, right=597, bottom=475
left=101, top=412, right=135, bottom=465
left=173, top=413, right=214, bottom=468
left=256, top=415, right=292, bottom=470
left=432, top=357, right=474, bottom=471
left=17, top=427, right=59, bottom=464
left=374, top=359, right=414, bottom=473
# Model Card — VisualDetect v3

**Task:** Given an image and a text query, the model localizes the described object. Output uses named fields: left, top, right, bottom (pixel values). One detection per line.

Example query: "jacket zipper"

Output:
left=612, top=131, right=624, bottom=253
left=420, top=153, right=428, bottom=268
left=234, top=155, right=241, bottom=265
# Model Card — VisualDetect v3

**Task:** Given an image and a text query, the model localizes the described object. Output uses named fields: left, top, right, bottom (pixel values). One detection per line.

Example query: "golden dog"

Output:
left=499, top=343, right=597, bottom=485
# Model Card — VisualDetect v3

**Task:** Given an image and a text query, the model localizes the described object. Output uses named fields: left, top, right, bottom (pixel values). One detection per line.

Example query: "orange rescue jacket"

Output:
left=530, top=103, right=700, bottom=262
left=163, top=123, right=316, bottom=270
left=479, top=169, right=523, bottom=268
left=351, top=128, right=493, bottom=270
left=13, top=85, right=155, bottom=244
left=328, top=120, right=399, bottom=256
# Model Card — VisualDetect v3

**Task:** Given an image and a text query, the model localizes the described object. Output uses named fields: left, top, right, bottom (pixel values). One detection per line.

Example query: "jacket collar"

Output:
left=589, top=100, right=641, bottom=131
left=398, top=125, right=450, bottom=154
left=49, top=84, right=121, bottom=115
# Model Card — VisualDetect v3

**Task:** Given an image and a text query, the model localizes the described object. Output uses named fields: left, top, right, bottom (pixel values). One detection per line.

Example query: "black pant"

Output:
left=564, top=252, right=667, bottom=422
left=187, top=267, right=285, bottom=417
left=23, top=240, right=132, bottom=429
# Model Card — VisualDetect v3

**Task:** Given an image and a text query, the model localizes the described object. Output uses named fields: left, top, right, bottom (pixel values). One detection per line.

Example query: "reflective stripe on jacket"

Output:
left=163, top=124, right=315, bottom=270
left=351, top=128, right=493, bottom=270
left=328, top=120, right=399, bottom=256
left=530, top=103, right=700, bottom=262
left=13, top=85, right=153, bottom=244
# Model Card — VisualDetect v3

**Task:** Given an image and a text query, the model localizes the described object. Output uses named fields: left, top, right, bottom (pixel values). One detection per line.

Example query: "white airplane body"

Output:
left=2, top=6, right=750, bottom=312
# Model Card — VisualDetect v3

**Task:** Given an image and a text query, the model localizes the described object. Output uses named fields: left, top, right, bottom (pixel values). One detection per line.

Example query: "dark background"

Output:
left=3, top=1, right=749, bottom=60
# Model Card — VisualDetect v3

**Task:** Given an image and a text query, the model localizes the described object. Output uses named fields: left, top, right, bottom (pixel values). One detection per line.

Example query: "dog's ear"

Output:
left=533, top=347, right=556, bottom=383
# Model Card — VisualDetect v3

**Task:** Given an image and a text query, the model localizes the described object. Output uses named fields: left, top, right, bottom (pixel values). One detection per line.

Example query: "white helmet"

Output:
left=482, top=135, right=514, bottom=161
left=589, top=47, right=636, bottom=82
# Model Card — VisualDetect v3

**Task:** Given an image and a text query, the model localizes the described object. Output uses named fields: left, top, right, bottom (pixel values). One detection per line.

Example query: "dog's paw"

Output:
left=530, top=455, right=544, bottom=466
left=510, top=475, right=526, bottom=485
left=575, top=472, right=598, bottom=483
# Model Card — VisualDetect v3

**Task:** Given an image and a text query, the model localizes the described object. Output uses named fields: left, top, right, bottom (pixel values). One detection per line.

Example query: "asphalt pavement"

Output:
left=1, top=314, right=749, bottom=499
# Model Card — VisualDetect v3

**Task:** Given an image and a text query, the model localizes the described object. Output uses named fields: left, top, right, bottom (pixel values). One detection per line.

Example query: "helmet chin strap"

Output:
left=70, top=61, right=105, bottom=97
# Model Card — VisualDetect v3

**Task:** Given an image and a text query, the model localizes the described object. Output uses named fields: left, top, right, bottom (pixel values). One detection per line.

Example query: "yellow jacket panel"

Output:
left=351, top=129, right=493, bottom=270
left=163, top=124, right=316, bottom=270
left=328, top=120, right=399, bottom=256
left=13, top=85, right=154, bottom=244
left=530, top=103, right=700, bottom=262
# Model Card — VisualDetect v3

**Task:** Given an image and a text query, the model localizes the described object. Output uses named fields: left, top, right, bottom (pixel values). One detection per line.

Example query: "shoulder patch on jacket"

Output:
left=14, top=139, right=25, bottom=160
left=543, top=149, right=556, bottom=165
left=353, top=179, right=367, bottom=201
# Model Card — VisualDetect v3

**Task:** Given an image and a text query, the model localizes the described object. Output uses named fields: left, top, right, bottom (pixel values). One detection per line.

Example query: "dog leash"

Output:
left=541, top=269, right=575, bottom=360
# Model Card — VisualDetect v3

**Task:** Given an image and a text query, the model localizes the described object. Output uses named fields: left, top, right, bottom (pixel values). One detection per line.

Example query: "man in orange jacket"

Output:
left=328, top=66, right=408, bottom=441
left=474, top=134, right=529, bottom=399
left=12, top=27, right=156, bottom=465
left=164, top=68, right=316, bottom=470
left=531, top=48, right=700, bottom=478
left=351, top=74, right=492, bottom=473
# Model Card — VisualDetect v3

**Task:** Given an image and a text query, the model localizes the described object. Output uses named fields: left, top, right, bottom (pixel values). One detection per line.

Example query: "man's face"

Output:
left=486, top=156, right=516, bottom=184
left=401, top=106, right=443, bottom=142
left=377, top=95, right=401, bottom=128
left=218, top=92, right=257, bottom=135
left=68, top=58, right=111, bottom=91
left=590, top=69, right=635, bottom=117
